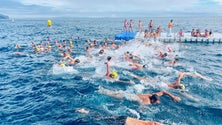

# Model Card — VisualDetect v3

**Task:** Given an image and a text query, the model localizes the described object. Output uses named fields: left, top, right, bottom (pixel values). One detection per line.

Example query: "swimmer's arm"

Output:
left=185, top=72, right=210, bottom=80
left=156, top=91, right=181, bottom=102
left=98, top=88, right=124, bottom=99
left=104, top=62, right=111, bottom=77
left=174, top=72, right=185, bottom=86
left=62, top=56, right=70, bottom=61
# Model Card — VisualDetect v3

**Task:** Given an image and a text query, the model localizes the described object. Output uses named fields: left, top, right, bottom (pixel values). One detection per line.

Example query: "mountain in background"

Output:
left=0, top=14, right=9, bottom=19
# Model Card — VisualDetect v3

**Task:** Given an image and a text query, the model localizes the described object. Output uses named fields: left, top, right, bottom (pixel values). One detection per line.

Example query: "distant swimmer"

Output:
left=168, top=58, right=179, bottom=66
left=69, top=58, right=80, bottom=65
left=13, top=52, right=29, bottom=57
left=138, top=20, right=143, bottom=33
left=98, top=49, right=105, bottom=56
left=98, top=88, right=181, bottom=106
left=14, top=44, right=21, bottom=49
left=129, top=61, right=147, bottom=70
left=76, top=108, right=89, bottom=114
left=168, top=19, right=173, bottom=36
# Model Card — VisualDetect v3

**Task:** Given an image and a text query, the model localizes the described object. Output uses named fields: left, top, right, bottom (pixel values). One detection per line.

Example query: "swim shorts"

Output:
left=103, top=116, right=127, bottom=125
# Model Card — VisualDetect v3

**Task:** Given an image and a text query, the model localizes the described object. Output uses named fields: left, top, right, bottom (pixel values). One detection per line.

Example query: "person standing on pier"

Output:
left=138, top=20, right=143, bottom=33
left=168, top=19, right=173, bottom=36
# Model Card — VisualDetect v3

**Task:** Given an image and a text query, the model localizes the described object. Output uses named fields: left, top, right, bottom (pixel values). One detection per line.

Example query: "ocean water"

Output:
left=0, top=17, right=222, bottom=125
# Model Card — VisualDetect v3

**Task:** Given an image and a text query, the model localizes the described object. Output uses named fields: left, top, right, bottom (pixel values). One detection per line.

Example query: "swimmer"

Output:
left=98, top=88, right=180, bottom=106
left=110, top=41, right=117, bottom=49
left=105, top=56, right=135, bottom=84
left=158, top=51, right=168, bottom=58
left=69, top=58, right=80, bottom=65
left=13, top=52, right=28, bottom=57
left=105, top=56, right=112, bottom=77
left=76, top=108, right=89, bottom=114
left=124, top=51, right=133, bottom=62
left=129, top=61, right=147, bottom=70
left=168, top=72, right=211, bottom=89
left=98, top=49, right=104, bottom=56
left=14, top=44, right=21, bottom=49
left=168, top=58, right=179, bottom=66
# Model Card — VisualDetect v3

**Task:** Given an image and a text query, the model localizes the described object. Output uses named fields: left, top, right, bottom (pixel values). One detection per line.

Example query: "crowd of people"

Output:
left=191, top=29, right=213, bottom=37
left=123, top=19, right=214, bottom=39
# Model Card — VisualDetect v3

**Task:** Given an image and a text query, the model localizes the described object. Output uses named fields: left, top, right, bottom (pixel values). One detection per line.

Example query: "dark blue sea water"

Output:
left=0, top=17, right=222, bottom=125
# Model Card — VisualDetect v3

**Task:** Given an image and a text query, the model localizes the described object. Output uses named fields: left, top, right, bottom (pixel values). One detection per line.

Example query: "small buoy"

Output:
left=47, top=20, right=52, bottom=27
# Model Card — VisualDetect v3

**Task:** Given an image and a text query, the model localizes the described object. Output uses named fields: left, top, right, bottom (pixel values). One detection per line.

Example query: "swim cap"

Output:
left=129, top=54, right=133, bottom=59
left=85, top=40, right=90, bottom=44
left=75, top=59, right=80, bottom=63
left=99, top=49, right=104, bottom=53
left=60, top=63, right=65, bottom=67
left=175, top=84, right=185, bottom=90
left=150, top=94, right=160, bottom=103
left=110, top=71, right=118, bottom=79
left=107, top=56, right=112, bottom=61
left=143, top=64, right=148, bottom=68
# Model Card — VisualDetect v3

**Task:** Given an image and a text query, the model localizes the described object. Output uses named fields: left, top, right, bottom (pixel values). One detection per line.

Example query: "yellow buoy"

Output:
left=47, top=20, right=52, bottom=27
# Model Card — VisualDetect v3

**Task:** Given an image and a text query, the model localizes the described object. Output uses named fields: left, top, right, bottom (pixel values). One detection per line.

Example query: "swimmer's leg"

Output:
left=98, top=87, right=124, bottom=99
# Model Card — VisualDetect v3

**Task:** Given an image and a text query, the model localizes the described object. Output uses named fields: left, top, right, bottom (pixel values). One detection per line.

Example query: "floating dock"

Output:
left=134, top=32, right=222, bottom=43
left=115, top=32, right=137, bottom=41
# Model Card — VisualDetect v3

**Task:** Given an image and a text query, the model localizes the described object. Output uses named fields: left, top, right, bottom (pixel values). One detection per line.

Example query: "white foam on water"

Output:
left=51, top=64, right=78, bottom=74
left=127, top=108, right=140, bottom=119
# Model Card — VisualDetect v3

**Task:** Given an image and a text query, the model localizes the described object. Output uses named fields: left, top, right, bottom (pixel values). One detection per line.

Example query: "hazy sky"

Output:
left=1, top=0, right=222, bottom=18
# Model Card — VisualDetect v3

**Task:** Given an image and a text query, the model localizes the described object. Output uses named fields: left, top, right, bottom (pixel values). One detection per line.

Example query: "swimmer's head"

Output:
left=60, top=63, right=65, bottom=67
left=99, top=49, right=104, bottom=54
left=164, top=53, right=168, bottom=57
left=107, top=56, right=112, bottom=61
left=175, top=84, right=185, bottom=90
left=85, top=40, right=90, bottom=44
left=150, top=94, right=160, bottom=104
left=109, top=71, right=118, bottom=79
left=175, top=58, right=179, bottom=61
left=125, top=51, right=130, bottom=55
left=75, top=59, right=80, bottom=64
left=129, top=54, right=133, bottom=59
left=143, top=64, right=148, bottom=68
